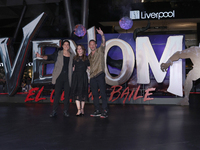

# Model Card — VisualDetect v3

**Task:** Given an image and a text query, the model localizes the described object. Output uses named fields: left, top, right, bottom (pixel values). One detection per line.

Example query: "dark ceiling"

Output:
left=0, top=0, right=200, bottom=62
left=0, top=0, right=200, bottom=40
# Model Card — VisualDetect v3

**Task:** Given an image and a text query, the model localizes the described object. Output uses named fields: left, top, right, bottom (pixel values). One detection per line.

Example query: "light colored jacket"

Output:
left=52, top=49, right=75, bottom=86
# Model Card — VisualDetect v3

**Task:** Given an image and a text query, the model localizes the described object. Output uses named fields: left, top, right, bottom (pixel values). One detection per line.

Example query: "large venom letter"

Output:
left=0, top=13, right=46, bottom=96
left=87, top=26, right=96, bottom=54
left=136, top=36, right=183, bottom=96
left=105, top=39, right=135, bottom=85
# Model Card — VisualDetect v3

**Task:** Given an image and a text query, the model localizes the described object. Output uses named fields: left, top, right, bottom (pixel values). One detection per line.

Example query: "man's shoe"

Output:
left=100, top=110, right=108, bottom=118
left=63, top=111, right=69, bottom=117
left=90, top=110, right=101, bottom=117
left=49, top=110, right=57, bottom=118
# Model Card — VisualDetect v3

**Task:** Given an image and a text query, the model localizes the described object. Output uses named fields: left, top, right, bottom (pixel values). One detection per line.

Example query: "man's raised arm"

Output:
left=96, top=27, right=105, bottom=47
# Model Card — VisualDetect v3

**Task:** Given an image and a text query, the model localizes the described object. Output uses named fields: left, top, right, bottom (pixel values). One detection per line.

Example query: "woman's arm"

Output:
left=36, top=52, right=48, bottom=60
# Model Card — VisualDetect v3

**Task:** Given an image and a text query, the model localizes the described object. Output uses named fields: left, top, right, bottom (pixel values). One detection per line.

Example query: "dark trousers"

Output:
left=53, top=72, right=70, bottom=112
left=90, top=73, right=108, bottom=111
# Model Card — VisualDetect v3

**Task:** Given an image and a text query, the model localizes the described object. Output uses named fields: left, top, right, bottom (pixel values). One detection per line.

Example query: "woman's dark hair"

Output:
left=62, top=40, right=70, bottom=46
left=74, top=44, right=87, bottom=61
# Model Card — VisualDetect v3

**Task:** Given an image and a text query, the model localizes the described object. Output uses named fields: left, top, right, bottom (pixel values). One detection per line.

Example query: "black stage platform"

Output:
left=0, top=103, right=200, bottom=150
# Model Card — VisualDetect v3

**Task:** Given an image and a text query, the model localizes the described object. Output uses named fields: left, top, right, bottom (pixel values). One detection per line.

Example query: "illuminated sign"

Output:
left=130, top=10, right=175, bottom=20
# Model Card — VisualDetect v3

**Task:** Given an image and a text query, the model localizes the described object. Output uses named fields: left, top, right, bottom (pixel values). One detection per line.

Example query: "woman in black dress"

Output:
left=71, top=45, right=90, bottom=116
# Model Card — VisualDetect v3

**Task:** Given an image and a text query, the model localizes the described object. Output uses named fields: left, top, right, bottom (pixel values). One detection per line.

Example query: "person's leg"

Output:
left=50, top=77, right=63, bottom=117
left=75, top=100, right=81, bottom=115
left=96, top=73, right=108, bottom=118
left=97, top=73, right=108, bottom=110
left=63, top=79, right=70, bottom=114
left=81, top=101, right=85, bottom=115
left=90, top=77, right=100, bottom=110
left=90, top=77, right=101, bottom=117
left=53, top=78, right=63, bottom=111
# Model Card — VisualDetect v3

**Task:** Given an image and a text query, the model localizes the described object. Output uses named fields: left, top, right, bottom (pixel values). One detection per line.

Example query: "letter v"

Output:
left=0, top=12, right=46, bottom=96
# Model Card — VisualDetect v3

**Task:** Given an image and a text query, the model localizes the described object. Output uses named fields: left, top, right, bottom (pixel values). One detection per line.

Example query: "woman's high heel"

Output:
left=76, top=109, right=82, bottom=116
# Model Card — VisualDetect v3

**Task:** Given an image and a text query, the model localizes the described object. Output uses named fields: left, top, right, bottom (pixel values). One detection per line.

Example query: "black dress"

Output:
left=71, top=56, right=90, bottom=101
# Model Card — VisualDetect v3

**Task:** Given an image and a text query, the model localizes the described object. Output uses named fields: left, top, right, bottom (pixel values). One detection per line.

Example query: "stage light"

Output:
left=74, top=24, right=86, bottom=37
left=119, top=16, right=133, bottom=30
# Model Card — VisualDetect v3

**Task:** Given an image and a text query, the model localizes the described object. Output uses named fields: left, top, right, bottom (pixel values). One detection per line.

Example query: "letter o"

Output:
left=168, top=11, right=173, bottom=17
left=164, top=12, right=168, bottom=17
left=159, top=12, right=164, bottom=19
left=105, top=39, right=135, bottom=85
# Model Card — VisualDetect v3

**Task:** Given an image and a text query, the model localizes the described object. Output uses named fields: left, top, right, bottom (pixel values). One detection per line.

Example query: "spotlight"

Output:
left=74, top=24, right=86, bottom=37
left=119, top=16, right=133, bottom=30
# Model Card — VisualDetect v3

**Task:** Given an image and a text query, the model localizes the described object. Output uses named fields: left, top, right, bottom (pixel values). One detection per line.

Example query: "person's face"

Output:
left=89, top=41, right=97, bottom=51
left=77, top=46, right=84, bottom=56
left=62, top=42, right=70, bottom=51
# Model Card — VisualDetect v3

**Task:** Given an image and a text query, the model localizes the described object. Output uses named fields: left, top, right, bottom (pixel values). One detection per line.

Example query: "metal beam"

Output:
left=13, top=1, right=27, bottom=41
left=81, top=0, right=89, bottom=29
left=63, top=0, right=74, bottom=37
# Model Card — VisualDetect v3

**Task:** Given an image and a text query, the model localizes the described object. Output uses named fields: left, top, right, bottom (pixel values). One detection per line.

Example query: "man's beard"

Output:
left=91, top=48, right=96, bottom=51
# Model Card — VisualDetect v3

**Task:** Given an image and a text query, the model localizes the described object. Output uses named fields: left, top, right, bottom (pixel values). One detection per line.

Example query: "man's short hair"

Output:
left=62, top=40, right=70, bottom=46
left=89, top=39, right=97, bottom=44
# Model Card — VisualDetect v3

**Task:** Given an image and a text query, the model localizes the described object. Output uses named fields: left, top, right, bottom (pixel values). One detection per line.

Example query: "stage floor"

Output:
left=0, top=103, right=200, bottom=150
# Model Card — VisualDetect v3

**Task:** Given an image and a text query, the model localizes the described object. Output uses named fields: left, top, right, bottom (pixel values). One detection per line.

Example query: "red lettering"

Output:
left=61, top=91, right=64, bottom=101
left=50, top=90, right=72, bottom=103
left=25, top=85, right=156, bottom=103
left=133, top=85, right=143, bottom=100
left=128, top=89, right=135, bottom=101
left=98, top=89, right=101, bottom=99
left=120, top=87, right=129, bottom=104
left=35, top=86, right=46, bottom=102
left=109, top=85, right=122, bottom=102
left=25, top=87, right=39, bottom=102
left=143, top=88, right=156, bottom=101
left=88, top=91, right=93, bottom=100
left=50, top=90, right=55, bottom=103
left=88, top=87, right=93, bottom=100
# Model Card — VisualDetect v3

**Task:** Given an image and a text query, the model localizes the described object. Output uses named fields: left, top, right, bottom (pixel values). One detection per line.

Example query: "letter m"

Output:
left=136, top=36, right=183, bottom=96
left=0, top=13, right=46, bottom=96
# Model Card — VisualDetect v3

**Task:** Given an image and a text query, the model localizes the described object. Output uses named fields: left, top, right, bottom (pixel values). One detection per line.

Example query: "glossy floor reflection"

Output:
left=0, top=103, right=200, bottom=150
